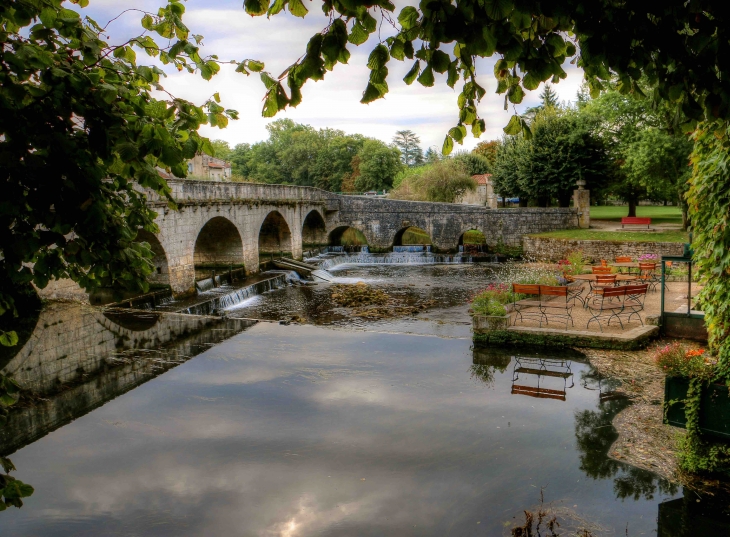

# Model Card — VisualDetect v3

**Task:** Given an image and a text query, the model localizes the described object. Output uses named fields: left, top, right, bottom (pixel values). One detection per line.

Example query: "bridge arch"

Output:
left=302, top=210, right=327, bottom=248
left=393, top=226, right=432, bottom=247
left=328, top=226, right=368, bottom=247
left=259, top=211, right=293, bottom=257
left=193, top=216, right=245, bottom=271
left=458, top=229, right=487, bottom=246
left=136, top=229, right=170, bottom=285
left=457, top=228, right=489, bottom=253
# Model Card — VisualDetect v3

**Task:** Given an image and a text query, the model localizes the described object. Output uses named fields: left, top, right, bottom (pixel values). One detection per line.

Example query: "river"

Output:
left=0, top=257, right=717, bottom=536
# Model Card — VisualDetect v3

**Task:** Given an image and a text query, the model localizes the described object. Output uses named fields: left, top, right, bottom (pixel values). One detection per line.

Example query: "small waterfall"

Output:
left=179, top=273, right=290, bottom=316
left=195, top=267, right=247, bottom=292
left=459, top=244, right=490, bottom=254
left=311, top=269, right=335, bottom=282
left=317, top=252, right=498, bottom=270
left=393, top=245, right=431, bottom=253
left=269, top=269, right=307, bottom=284
left=326, top=245, right=368, bottom=253
left=196, top=278, right=216, bottom=293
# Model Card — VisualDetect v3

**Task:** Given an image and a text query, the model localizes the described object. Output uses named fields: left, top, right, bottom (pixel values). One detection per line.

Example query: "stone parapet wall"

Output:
left=522, top=236, right=685, bottom=262
left=334, top=197, right=579, bottom=250
left=147, top=179, right=330, bottom=204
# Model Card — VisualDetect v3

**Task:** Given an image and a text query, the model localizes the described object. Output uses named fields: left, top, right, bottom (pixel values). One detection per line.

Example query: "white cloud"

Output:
left=80, top=0, right=587, bottom=150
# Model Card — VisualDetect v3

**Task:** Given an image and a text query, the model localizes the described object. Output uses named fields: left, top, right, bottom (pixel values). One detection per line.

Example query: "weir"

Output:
left=168, top=273, right=291, bottom=315
left=316, top=252, right=499, bottom=271
left=393, top=245, right=431, bottom=253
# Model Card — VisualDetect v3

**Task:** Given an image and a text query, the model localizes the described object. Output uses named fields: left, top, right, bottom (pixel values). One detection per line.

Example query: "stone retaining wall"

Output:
left=522, top=236, right=685, bottom=262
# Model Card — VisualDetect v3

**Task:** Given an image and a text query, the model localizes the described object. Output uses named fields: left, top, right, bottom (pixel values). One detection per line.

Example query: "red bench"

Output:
left=621, top=217, right=651, bottom=229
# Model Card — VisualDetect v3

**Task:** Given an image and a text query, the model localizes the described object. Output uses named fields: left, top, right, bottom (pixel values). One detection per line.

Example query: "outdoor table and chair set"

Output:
left=511, top=257, right=661, bottom=332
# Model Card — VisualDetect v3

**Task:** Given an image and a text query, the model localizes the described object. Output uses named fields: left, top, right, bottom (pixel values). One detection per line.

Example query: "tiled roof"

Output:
left=156, top=167, right=176, bottom=179
left=471, top=173, right=492, bottom=185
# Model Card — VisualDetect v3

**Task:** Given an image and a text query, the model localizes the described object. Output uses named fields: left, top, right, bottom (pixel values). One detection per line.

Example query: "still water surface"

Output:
left=2, top=314, right=677, bottom=535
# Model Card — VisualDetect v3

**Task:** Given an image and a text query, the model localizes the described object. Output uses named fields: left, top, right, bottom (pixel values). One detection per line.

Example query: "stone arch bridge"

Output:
left=144, top=180, right=581, bottom=296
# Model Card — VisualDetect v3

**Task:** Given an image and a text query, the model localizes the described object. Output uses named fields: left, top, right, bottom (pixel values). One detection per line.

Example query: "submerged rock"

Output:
left=330, top=283, right=435, bottom=319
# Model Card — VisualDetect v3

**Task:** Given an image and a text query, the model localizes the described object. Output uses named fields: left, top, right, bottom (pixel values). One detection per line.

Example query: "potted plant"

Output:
left=470, top=284, right=511, bottom=331
left=657, top=342, right=730, bottom=440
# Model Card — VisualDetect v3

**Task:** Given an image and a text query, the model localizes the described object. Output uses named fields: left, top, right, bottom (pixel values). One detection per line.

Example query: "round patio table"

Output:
left=572, top=273, right=639, bottom=282
left=609, top=262, right=640, bottom=269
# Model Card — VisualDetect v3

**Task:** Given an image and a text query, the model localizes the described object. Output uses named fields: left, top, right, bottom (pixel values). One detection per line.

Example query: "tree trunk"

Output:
left=519, top=198, right=528, bottom=207
left=679, top=194, right=689, bottom=231
left=628, top=196, right=637, bottom=217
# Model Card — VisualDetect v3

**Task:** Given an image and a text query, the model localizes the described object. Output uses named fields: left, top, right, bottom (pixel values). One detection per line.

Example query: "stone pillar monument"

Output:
left=573, top=180, right=590, bottom=229
left=485, top=177, right=498, bottom=209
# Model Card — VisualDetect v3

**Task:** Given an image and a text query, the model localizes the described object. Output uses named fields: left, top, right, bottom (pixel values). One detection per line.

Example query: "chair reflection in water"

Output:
left=511, top=356, right=575, bottom=401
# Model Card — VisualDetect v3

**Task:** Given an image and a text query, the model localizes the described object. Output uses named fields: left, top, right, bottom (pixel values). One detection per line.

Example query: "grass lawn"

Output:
left=531, top=229, right=689, bottom=242
left=340, top=228, right=368, bottom=246
left=401, top=227, right=432, bottom=245
left=462, top=229, right=487, bottom=244
left=590, top=205, right=683, bottom=224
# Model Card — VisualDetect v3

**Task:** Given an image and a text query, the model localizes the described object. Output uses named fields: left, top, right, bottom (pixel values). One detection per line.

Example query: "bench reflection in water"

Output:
left=511, top=356, right=575, bottom=401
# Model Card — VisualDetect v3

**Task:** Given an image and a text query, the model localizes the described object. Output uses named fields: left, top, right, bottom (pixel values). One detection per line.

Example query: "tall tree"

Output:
left=517, top=108, right=612, bottom=207
left=390, top=160, right=476, bottom=203
left=392, top=130, right=424, bottom=167
left=491, top=136, right=531, bottom=207
left=472, top=140, right=500, bottom=167
left=209, top=140, right=233, bottom=160
left=356, top=140, right=402, bottom=191
left=523, top=84, right=561, bottom=122
left=622, top=129, right=693, bottom=228
left=451, top=152, right=491, bottom=176
left=581, top=85, right=667, bottom=216
left=492, top=109, right=612, bottom=207
left=0, top=0, right=249, bottom=345
left=539, top=84, right=560, bottom=108
left=424, top=147, right=441, bottom=163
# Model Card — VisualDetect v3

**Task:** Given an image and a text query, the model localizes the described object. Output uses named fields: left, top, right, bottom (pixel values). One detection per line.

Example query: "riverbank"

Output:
left=581, top=342, right=730, bottom=495
left=581, top=345, right=682, bottom=481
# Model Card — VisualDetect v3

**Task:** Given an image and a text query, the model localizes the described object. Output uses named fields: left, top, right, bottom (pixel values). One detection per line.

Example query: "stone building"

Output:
left=456, top=174, right=498, bottom=208
left=186, top=153, right=231, bottom=181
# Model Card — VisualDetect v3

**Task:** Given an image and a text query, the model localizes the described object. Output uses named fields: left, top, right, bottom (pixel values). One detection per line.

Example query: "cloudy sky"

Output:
left=82, top=0, right=585, bottom=151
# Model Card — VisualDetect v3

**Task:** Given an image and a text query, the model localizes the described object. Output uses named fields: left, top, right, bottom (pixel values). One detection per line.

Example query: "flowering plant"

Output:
left=654, top=342, right=716, bottom=380
left=638, top=253, right=659, bottom=262
left=471, top=283, right=511, bottom=316
left=560, top=250, right=587, bottom=276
